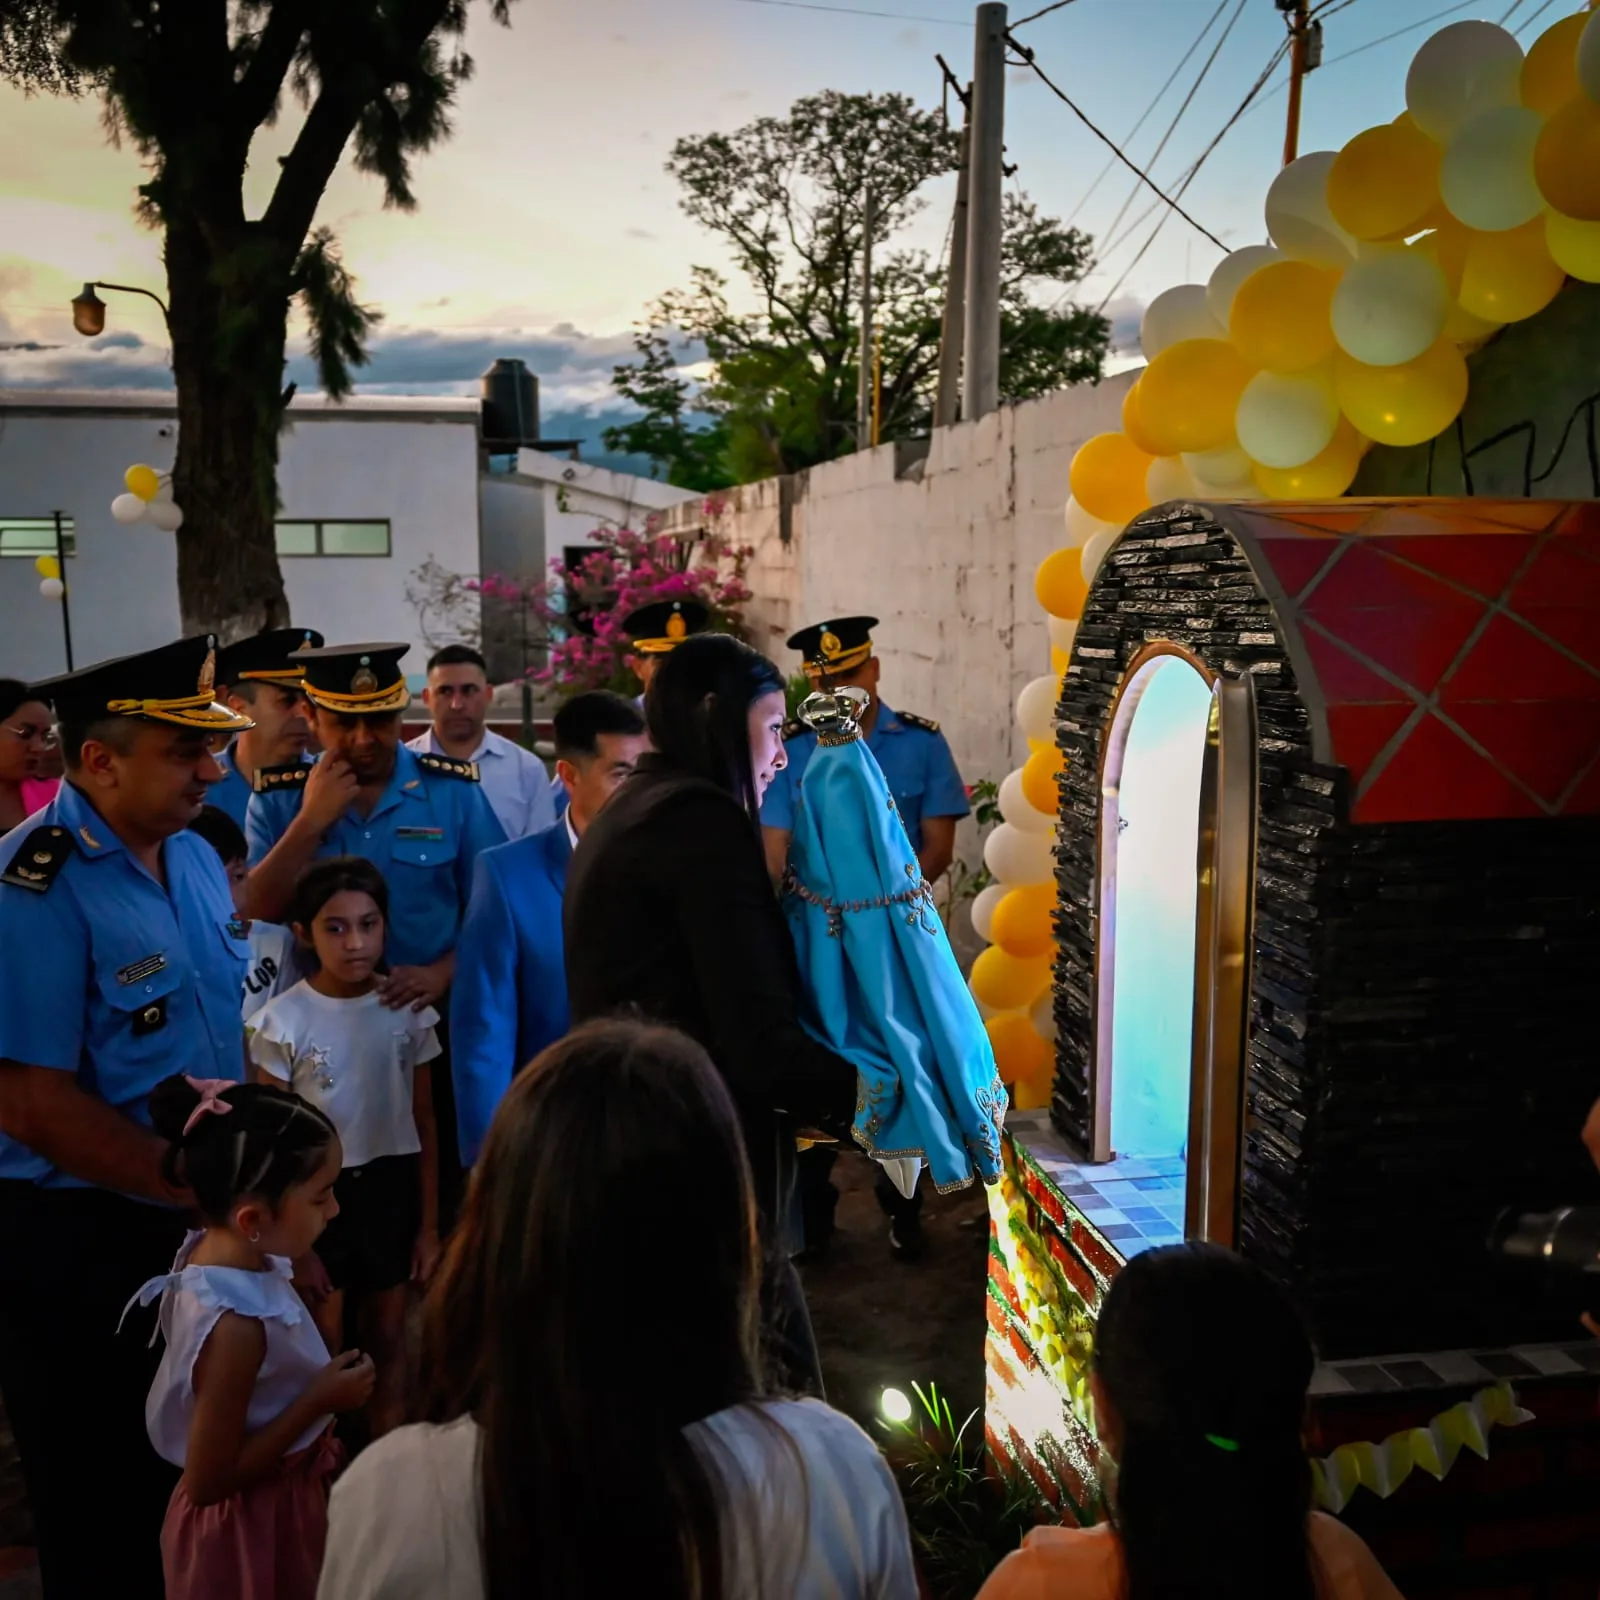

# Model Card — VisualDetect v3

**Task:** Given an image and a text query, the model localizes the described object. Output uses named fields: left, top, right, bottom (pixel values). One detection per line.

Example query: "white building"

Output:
left=0, top=386, right=696, bottom=686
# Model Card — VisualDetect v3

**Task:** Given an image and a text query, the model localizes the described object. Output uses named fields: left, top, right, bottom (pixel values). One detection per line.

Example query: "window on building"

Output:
left=0, top=517, right=76, bottom=558
left=274, top=519, right=390, bottom=557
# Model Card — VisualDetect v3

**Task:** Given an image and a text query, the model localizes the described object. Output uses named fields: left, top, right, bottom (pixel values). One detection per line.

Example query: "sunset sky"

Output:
left=0, top=0, right=1574, bottom=416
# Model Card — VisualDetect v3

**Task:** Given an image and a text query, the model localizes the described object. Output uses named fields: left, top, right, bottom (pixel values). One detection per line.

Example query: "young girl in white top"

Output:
left=135, top=1073, right=376, bottom=1600
left=250, top=856, right=441, bottom=1438
left=318, top=1018, right=919, bottom=1600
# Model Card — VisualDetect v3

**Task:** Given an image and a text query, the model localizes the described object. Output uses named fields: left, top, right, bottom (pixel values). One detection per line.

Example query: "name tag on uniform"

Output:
left=395, top=826, right=445, bottom=841
left=116, top=954, right=167, bottom=986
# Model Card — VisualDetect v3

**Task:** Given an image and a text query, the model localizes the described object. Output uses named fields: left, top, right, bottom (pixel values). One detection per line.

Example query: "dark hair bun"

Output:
left=148, top=1074, right=206, bottom=1143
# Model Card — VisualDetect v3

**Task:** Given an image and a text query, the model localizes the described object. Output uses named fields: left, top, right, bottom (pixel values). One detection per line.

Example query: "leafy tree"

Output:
left=1, top=0, right=518, bottom=639
left=607, top=91, right=1109, bottom=486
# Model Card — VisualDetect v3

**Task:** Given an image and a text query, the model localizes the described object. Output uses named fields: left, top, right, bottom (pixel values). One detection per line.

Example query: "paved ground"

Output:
left=0, top=1150, right=991, bottom=1596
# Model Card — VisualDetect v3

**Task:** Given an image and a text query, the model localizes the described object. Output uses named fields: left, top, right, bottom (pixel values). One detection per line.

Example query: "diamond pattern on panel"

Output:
left=1325, top=704, right=1415, bottom=793
left=1300, top=624, right=1417, bottom=706
left=1253, top=537, right=1339, bottom=604
left=1446, top=702, right=1600, bottom=807
left=1369, top=536, right=1533, bottom=601
left=1439, top=614, right=1600, bottom=705
left=1355, top=714, right=1543, bottom=824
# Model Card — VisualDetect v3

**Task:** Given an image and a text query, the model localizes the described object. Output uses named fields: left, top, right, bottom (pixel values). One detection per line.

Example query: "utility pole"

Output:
left=934, top=118, right=971, bottom=429
left=963, top=3, right=1007, bottom=422
left=857, top=186, right=876, bottom=450
left=1279, top=0, right=1323, bottom=167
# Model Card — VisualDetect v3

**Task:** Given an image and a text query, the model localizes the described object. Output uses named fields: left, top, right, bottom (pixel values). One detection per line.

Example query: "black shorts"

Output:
left=315, top=1153, right=421, bottom=1294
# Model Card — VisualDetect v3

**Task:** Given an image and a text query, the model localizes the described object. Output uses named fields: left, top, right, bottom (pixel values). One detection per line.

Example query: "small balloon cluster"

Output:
left=1063, top=10, right=1600, bottom=551
left=967, top=8, right=1600, bottom=1104
left=111, top=463, right=184, bottom=532
left=34, top=554, right=64, bottom=602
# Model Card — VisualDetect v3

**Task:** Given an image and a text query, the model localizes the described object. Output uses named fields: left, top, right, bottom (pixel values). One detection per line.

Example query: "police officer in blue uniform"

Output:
left=621, top=597, right=710, bottom=707
left=0, top=635, right=253, bottom=1598
left=243, top=642, right=505, bottom=1221
left=206, top=626, right=323, bottom=827
left=761, top=616, right=971, bottom=1261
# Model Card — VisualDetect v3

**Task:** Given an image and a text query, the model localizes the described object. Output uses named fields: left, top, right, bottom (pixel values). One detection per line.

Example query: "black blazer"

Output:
left=564, top=757, right=856, bottom=1232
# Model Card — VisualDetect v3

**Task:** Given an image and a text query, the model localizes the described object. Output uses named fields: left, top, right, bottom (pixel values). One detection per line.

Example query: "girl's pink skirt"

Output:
left=161, top=1428, right=346, bottom=1600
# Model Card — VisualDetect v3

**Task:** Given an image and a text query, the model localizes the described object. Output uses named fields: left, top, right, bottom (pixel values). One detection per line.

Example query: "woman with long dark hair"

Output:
left=317, top=1019, right=916, bottom=1600
left=563, top=633, right=858, bottom=1392
left=977, top=1244, right=1400, bottom=1600
left=0, top=678, right=59, bottom=833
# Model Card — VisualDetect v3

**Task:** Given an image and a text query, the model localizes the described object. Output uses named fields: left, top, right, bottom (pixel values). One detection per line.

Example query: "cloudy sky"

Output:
left=0, top=0, right=1572, bottom=416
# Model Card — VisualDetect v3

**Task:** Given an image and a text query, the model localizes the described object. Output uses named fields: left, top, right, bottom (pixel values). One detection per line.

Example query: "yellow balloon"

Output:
left=33, top=555, right=59, bottom=579
left=970, top=947, right=1053, bottom=1014
left=1458, top=216, right=1567, bottom=322
left=1012, top=1067, right=1056, bottom=1111
left=1328, top=119, right=1442, bottom=242
left=1121, top=380, right=1165, bottom=457
left=1334, top=340, right=1469, bottom=448
left=991, top=883, right=1057, bottom=962
left=1049, top=646, right=1070, bottom=675
left=124, top=464, right=161, bottom=502
left=1021, top=744, right=1066, bottom=815
left=1546, top=208, right=1600, bottom=282
left=1068, top=431, right=1153, bottom=525
left=986, top=1015, right=1053, bottom=1088
left=1442, top=298, right=1503, bottom=345
left=1228, top=260, right=1338, bottom=373
left=1521, top=14, right=1587, bottom=115
left=1035, top=547, right=1090, bottom=621
left=1138, top=339, right=1254, bottom=454
left=1534, top=93, right=1600, bottom=222
left=1252, top=419, right=1366, bottom=499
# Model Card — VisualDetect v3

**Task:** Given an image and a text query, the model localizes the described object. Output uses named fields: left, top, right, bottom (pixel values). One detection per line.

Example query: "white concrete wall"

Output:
left=516, top=448, right=698, bottom=561
left=0, top=407, right=481, bottom=683
left=660, top=372, right=1137, bottom=790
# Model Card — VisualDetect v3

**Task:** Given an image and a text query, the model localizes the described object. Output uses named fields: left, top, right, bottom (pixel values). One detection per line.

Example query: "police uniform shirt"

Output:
left=760, top=702, right=970, bottom=852
left=0, top=781, right=249, bottom=1187
left=245, top=744, right=507, bottom=968
left=208, top=741, right=313, bottom=830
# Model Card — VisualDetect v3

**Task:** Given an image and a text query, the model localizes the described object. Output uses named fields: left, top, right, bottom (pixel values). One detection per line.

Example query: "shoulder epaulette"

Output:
left=781, top=718, right=808, bottom=743
left=1, top=825, right=72, bottom=894
left=897, top=711, right=941, bottom=734
left=416, top=753, right=481, bottom=782
left=253, top=763, right=311, bottom=795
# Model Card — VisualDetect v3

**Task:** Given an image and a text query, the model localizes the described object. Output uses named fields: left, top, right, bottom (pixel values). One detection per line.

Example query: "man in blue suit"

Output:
left=450, top=691, right=650, bottom=1165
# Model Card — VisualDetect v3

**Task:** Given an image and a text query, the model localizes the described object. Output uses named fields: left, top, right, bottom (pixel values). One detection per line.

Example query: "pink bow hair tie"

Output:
left=182, top=1077, right=236, bottom=1136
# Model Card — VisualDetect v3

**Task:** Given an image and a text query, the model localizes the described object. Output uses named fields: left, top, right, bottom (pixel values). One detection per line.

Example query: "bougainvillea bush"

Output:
left=470, top=503, right=754, bottom=697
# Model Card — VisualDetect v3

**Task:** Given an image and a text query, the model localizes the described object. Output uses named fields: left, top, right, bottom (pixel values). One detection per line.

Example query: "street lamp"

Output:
left=70, top=280, right=170, bottom=337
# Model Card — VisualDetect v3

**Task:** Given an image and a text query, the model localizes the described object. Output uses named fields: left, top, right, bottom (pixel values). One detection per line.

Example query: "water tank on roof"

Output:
left=481, top=358, right=540, bottom=448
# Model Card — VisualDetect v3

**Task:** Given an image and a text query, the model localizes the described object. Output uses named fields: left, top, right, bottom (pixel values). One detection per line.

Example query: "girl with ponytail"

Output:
left=132, top=1074, right=374, bottom=1600
left=978, top=1244, right=1401, bottom=1600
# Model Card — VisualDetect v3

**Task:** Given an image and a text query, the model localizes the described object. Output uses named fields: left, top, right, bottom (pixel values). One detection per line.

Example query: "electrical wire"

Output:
left=730, top=0, right=965, bottom=25
left=1498, top=0, right=1527, bottom=24
left=1091, top=35, right=1293, bottom=313
left=1095, top=0, right=1247, bottom=256
left=1064, top=0, right=1230, bottom=225
left=1512, top=0, right=1560, bottom=34
left=1006, top=33, right=1228, bottom=250
left=1010, top=0, right=1079, bottom=27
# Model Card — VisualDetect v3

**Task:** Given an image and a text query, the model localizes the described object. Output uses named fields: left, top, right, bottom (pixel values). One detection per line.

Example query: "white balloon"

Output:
left=1063, top=495, right=1118, bottom=549
left=1183, top=443, right=1254, bottom=487
left=1580, top=9, right=1600, bottom=104
left=999, top=769, right=1053, bottom=835
left=38, top=577, right=65, bottom=600
left=971, top=882, right=1007, bottom=944
left=1016, top=675, right=1058, bottom=744
left=984, top=822, right=1055, bottom=888
left=111, top=493, right=148, bottom=524
left=1047, top=615, right=1079, bottom=654
left=1145, top=455, right=1197, bottom=504
left=1264, top=152, right=1357, bottom=268
left=1206, top=244, right=1283, bottom=327
left=1139, top=283, right=1223, bottom=361
left=152, top=479, right=174, bottom=504
left=145, top=499, right=184, bottom=533
left=1331, top=248, right=1450, bottom=367
left=1439, top=104, right=1545, bottom=233
left=1194, top=476, right=1264, bottom=502
left=1030, top=991, right=1057, bottom=1043
left=1236, top=369, right=1339, bottom=469
left=1406, top=20, right=1523, bottom=144
left=1081, top=529, right=1117, bottom=583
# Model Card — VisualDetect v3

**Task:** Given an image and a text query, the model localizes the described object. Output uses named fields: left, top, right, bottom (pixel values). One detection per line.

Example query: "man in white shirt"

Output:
left=407, top=644, right=559, bottom=840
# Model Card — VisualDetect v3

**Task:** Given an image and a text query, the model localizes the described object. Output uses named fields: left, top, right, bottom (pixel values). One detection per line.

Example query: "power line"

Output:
left=1010, top=0, right=1079, bottom=27
left=1092, top=35, right=1293, bottom=314
left=1096, top=0, right=1247, bottom=254
left=1498, top=0, right=1527, bottom=24
left=1513, top=0, right=1560, bottom=34
left=729, top=0, right=966, bottom=25
left=1064, top=0, right=1230, bottom=225
left=1005, top=31, right=1228, bottom=250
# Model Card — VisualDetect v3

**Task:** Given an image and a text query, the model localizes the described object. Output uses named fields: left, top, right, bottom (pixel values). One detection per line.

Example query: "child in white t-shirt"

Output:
left=250, top=857, right=440, bottom=1437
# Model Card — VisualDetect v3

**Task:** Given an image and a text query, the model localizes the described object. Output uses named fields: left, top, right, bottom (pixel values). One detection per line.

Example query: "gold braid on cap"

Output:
left=104, top=691, right=253, bottom=730
left=303, top=677, right=410, bottom=712
left=235, top=666, right=309, bottom=685
left=802, top=638, right=872, bottom=680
